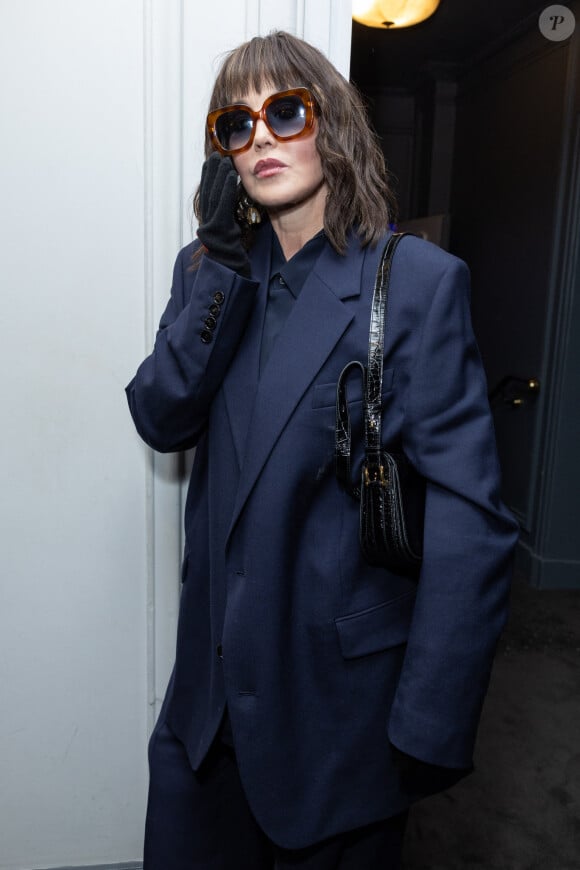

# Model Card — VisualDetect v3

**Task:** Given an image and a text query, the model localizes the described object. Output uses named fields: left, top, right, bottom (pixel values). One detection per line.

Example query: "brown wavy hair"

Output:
left=193, top=31, right=396, bottom=255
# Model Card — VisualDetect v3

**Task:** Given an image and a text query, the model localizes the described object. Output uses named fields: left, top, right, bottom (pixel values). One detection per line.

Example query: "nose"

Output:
left=253, top=117, right=273, bottom=149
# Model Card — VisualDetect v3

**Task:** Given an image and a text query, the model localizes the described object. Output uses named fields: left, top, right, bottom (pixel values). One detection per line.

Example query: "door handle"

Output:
left=489, top=376, right=540, bottom=409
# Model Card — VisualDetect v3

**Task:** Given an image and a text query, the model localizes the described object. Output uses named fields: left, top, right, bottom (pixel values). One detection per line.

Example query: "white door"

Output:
left=0, top=2, right=351, bottom=868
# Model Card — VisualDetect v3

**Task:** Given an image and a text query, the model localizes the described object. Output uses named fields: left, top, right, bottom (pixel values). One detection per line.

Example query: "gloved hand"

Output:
left=197, top=152, right=251, bottom=277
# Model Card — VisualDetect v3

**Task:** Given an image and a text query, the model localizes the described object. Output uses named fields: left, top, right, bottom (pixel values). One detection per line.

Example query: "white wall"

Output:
left=0, top=1, right=351, bottom=868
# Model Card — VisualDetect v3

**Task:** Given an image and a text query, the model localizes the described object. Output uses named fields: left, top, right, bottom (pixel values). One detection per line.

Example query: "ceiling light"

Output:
left=352, top=0, right=441, bottom=29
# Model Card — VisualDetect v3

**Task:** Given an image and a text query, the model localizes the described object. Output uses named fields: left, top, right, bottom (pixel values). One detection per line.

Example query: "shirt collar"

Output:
left=270, top=229, right=327, bottom=300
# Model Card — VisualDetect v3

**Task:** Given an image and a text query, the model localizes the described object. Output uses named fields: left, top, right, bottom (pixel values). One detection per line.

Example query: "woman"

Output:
left=126, top=30, right=519, bottom=870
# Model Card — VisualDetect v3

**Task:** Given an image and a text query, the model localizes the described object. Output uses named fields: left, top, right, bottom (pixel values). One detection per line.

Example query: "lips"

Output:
left=253, top=159, right=286, bottom=177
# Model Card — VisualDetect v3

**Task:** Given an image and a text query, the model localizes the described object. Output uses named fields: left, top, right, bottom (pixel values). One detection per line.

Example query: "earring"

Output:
left=237, top=193, right=262, bottom=226
left=246, top=203, right=262, bottom=225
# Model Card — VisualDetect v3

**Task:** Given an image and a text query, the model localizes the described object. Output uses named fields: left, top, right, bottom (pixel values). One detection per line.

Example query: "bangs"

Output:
left=211, top=36, right=312, bottom=108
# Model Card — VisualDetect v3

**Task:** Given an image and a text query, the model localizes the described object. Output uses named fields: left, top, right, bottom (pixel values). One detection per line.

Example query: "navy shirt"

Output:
left=259, top=229, right=327, bottom=373
left=271, top=227, right=327, bottom=298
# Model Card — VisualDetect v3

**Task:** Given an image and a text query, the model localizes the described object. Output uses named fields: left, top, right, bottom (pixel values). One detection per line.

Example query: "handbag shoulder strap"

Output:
left=364, top=232, right=407, bottom=458
left=335, top=232, right=408, bottom=496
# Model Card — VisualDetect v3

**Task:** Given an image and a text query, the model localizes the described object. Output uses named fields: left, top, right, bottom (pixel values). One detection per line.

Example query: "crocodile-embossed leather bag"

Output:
left=335, top=233, right=425, bottom=579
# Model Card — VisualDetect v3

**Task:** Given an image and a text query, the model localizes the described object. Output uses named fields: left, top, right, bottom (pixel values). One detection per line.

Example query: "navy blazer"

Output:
left=126, top=224, right=519, bottom=849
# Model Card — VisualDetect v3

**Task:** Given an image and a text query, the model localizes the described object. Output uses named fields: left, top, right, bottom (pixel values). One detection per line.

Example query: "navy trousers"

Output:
left=143, top=720, right=408, bottom=869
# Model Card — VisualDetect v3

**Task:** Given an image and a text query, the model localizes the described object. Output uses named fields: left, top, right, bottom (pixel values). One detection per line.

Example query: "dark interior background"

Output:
left=350, top=0, right=580, bottom=589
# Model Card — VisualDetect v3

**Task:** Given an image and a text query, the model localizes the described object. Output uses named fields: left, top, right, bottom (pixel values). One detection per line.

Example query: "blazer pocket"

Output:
left=311, top=368, right=395, bottom=409
left=335, top=591, right=415, bottom=659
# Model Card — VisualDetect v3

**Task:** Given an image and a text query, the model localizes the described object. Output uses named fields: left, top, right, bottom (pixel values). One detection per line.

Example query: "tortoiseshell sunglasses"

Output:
left=207, top=87, right=316, bottom=156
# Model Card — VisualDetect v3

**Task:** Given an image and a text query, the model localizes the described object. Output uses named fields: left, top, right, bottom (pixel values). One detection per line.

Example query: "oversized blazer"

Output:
left=126, top=222, right=519, bottom=850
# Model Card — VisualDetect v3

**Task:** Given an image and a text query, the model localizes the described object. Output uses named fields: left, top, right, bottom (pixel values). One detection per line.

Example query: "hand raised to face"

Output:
left=197, top=152, right=251, bottom=277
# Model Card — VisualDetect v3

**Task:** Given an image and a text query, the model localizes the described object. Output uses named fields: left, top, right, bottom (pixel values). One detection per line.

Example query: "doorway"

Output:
left=350, top=0, right=580, bottom=588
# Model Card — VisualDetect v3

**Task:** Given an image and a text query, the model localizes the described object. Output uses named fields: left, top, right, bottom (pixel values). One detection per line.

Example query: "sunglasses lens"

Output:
left=215, top=109, right=253, bottom=152
left=266, top=94, right=307, bottom=138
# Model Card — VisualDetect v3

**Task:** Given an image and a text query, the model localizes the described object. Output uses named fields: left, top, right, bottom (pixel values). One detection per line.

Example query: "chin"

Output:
left=258, top=192, right=318, bottom=214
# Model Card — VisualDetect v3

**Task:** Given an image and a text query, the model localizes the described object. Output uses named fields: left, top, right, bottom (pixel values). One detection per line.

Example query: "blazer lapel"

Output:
left=226, top=235, right=367, bottom=545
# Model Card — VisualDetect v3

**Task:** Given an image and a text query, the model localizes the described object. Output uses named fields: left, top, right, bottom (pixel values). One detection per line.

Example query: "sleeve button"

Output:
left=204, top=315, right=217, bottom=330
left=213, top=291, right=225, bottom=304
left=200, top=330, right=213, bottom=344
left=209, top=303, right=221, bottom=317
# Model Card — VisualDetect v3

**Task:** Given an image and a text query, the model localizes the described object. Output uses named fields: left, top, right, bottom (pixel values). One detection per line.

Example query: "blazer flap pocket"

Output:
left=312, top=368, right=395, bottom=409
left=335, top=591, right=415, bottom=659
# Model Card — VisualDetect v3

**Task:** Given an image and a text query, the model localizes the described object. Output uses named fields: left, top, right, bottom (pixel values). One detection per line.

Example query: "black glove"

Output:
left=197, top=152, right=251, bottom=277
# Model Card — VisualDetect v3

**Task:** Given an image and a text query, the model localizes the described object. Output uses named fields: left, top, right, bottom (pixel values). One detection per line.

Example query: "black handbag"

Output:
left=335, top=233, right=425, bottom=579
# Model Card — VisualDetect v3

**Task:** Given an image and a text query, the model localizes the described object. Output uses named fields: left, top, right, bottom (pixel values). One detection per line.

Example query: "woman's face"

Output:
left=231, top=86, right=328, bottom=224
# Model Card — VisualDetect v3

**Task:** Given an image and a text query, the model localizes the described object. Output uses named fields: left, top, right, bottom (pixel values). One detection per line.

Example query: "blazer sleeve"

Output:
left=125, top=243, right=259, bottom=453
left=387, top=254, right=520, bottom=770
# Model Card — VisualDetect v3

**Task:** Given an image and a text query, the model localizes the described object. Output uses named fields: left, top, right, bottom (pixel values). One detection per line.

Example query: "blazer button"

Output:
left=213, top=291, right=225, bottom=304
left=209, top=303, right=221, bottom=317
left=200, top=329, right=213, bottom=344
left=204, top=315, right=217, bottom=330
left=217, top=644, right=223, bottom=660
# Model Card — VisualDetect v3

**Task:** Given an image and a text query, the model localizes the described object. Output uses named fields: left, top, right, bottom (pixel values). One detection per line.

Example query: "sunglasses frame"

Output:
left=207, top=87, right=316, bottom=156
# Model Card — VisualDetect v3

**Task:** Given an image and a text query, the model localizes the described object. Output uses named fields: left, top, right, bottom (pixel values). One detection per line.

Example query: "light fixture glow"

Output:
left=352, top=0, right=440, bottom=29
